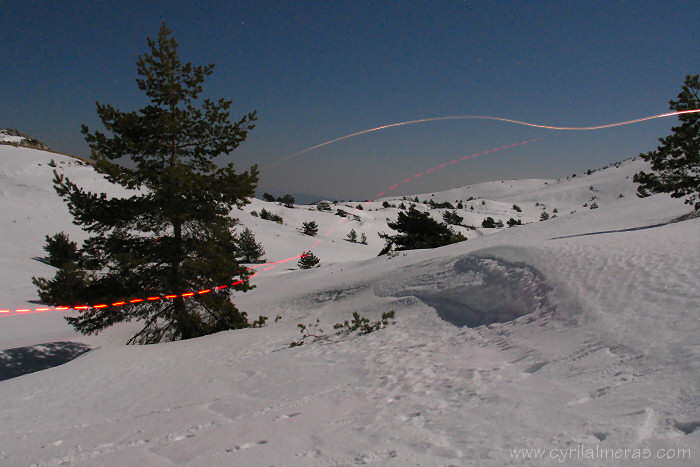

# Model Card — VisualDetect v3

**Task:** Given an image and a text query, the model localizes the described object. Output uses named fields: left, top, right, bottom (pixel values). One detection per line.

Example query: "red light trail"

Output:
left=2, top=109, right=698, bottom=317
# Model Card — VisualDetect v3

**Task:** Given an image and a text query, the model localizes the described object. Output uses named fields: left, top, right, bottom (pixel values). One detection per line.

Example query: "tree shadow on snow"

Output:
left=0, top=341, right=91, bottom=381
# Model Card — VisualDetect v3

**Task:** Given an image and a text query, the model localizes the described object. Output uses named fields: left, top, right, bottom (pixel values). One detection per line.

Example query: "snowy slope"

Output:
left=0, top=144, right=698, bottom=465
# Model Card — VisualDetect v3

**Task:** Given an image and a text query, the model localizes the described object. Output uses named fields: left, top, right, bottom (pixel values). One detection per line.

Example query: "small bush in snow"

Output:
left=43, top=232, right=80, bottom=268
left=250, top=315, right=268, bottom=328
left=260, top=208, right=283, bottom=224
left=481, top=217, right=497, bottom=228
left=507, top=218, right=522, bottom=227
left=302, top=220, right=318, bottom=236
left=290, top=319, right=325, bottom=347
left=298, top=251, right=320, bottom=269
left=333, top=310, right=396, bottom=336
left=442, top=210, right=463, bottom=226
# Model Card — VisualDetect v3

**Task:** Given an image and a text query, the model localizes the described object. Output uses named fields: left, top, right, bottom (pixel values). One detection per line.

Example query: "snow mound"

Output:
left=373, top=253, right=554, bottom=327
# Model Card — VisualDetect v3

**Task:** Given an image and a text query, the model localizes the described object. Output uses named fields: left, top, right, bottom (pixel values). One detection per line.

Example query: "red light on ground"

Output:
left=426, top=168, right=435, bottom=173
left=231, top=280, right=244, bottom=286
left=147, top=296, right=161, bottom=301
left=129, top=299, right=144, bottom=304
left=16, top=309, right=30, bottom=313
left=56, top=306, right=70, bottom=311
left=215, top=285, right=227, bottom=290
left=93, top=304, right=108, bottom=309
left=0, top=310, right=10, bottom=313
left=181, top=292, right=195, bottom=297
left=35, top=308, right=50, bottom=312
left=376, top=190, right=386, bottom=197
left=112, top=301, right=127, bottom=306
left=197, top=289, right=211, bottom=295
left=402, top=178, right=412, bottom=184
left=74, top=306, right=89, bottom=310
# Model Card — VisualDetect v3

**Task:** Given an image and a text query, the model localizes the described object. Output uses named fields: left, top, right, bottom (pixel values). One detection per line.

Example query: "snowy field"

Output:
left=0, top=145, right=698, bottom=465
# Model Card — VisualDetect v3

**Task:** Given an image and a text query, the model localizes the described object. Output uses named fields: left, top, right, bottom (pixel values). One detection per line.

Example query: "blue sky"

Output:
left=2, top=1, right=698, bottom=199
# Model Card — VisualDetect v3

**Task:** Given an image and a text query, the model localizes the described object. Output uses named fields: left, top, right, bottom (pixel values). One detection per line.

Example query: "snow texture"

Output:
left=0, top=144, right=698, bottom=465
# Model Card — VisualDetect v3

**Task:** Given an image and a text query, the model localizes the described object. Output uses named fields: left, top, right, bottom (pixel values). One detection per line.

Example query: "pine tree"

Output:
left=442, top=210, right=463, bottom=226
left=481, top=217, right=496, bottom=228
left=236, top=227, right=265, bottom=263
left=347, top=228, right=357, bottom=243
left=316, top=201, right=331, bottom=211
left=35, top=24, right=259, bottom=344
left=360, top=232, right=368, bottom=244
left=42, top=232, right=80, bottom=268
left=302, top=220, right=318, bottom=236
left=634, top=74, right=700, bottom=211
left=262, top=192, right=275, bottom=202
left=379, top=207, right=464, bottom=252
left=298, top=251, right=320, bottom=269
left=278, top=194, right=295, bottom=208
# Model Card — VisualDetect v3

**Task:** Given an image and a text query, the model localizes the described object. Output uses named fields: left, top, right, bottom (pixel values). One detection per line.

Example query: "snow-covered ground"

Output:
left=0, top=129, right=26, bottom=144
left=0, top=144, right=698, bottom=465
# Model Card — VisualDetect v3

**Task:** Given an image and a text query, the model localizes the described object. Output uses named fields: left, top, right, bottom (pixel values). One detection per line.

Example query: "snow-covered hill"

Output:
left=0, top=144, right=698, bottom=465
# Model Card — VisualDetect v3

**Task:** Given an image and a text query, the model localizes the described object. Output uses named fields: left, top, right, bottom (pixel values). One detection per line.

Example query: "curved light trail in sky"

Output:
left=3, top=109, right=698, bottom=316
left=265, top=109, right=700, bottom=168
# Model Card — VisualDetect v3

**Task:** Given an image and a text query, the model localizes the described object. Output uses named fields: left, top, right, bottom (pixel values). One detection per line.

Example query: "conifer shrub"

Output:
left=506, top=218, right=522, bottom=227
left=298, top=251, right=320, bottom=269
left=302, top=220, right=318, bottom=236
left=481, top=217, right=497, bottom=228
left=236, top=227, right=266, bottom=263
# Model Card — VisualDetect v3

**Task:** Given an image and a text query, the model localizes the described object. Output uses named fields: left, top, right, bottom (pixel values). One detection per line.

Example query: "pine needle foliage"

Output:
left=35, top=23, right=260, bottom=344
left=634, top=74, right=700, bottom=211
left=236, top=227, right=265, bottom=263
left=302, top=220, right=318, bottom=236
left=298, top=251, right=320, bottom=269
left=379, top=207, right=465, bottom=252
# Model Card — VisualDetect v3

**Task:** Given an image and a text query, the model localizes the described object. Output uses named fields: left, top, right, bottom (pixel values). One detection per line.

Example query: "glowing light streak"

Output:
left=265, top=110, right=700, bottom=168
left=11, top=110, right=697, bottom=317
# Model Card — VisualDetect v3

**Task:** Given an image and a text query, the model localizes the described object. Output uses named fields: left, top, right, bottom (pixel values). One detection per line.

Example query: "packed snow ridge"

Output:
left=0, top=144, right=698, bottom=465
